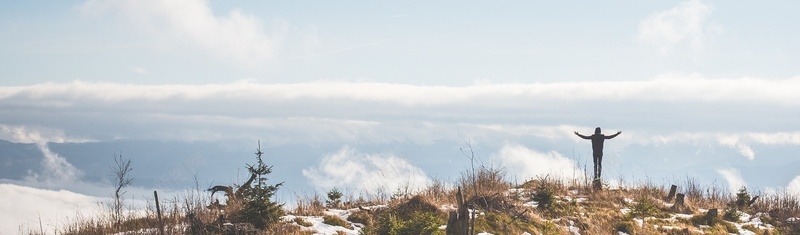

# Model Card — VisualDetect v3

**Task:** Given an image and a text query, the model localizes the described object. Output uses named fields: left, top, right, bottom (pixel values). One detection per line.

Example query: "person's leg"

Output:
left=597, top=153, right=603, bottom=179
left=592, top=152, right=600, bottom=179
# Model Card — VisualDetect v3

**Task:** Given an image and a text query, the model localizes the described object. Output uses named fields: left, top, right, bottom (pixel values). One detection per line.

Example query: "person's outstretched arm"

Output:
left=605, top=131, right=622, bottom=139
left=574, top=131, right=590, bottom=139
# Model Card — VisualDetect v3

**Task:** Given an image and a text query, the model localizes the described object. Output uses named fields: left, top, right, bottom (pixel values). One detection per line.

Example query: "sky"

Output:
left=2, top=0, right=800, bottom=233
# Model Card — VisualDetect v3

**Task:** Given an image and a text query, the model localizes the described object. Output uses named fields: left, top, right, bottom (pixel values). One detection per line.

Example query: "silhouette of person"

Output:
left=574, top=127, right=621, bottom=180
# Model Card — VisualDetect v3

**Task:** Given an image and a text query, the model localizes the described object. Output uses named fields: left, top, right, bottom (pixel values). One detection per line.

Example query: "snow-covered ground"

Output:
left=282, top=209, right=362, bottom=235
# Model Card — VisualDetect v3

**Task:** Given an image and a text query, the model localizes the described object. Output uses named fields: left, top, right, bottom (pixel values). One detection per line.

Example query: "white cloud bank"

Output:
left=493, top=144, right=584, bottom=182
left=645, top=131, right=800, bottom=160
left=472, top=124, right=800, bottom=160
left=0, top=183, right=103, bottom=234
left=717, top=167, right=747, bottom=194
left=716, top=135, right=756, bottom=160
left=787, top=176, right=800, bottom=197
left=302, top=146, right=431, bottom=193
left=0, top=125, right=92, bottom=144
left=637, top=0, right=718, bottom=54
left=1, top=75, right=799, bottom=106
left=2, top=77, right=799, bottom=159
left=80, top=0, right=281, bottom=64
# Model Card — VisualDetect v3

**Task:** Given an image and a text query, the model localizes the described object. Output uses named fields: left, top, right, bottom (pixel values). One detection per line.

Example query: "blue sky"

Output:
left=3, top=1, right=799, bottom=85
left=2, top=0, right=800, bottom=232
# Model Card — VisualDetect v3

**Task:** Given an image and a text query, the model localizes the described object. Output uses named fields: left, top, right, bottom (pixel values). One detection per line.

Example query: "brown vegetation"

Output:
left=31, top=161, right=800, bottom=235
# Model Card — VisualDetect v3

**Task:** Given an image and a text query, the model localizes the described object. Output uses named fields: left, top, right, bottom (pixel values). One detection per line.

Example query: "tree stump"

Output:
left=666, top=185, right=678, bottom=202
left=671, top=193, right=691, bottom=213
left=703, top=208, right=719, bottom=225
left=592, top=178, right=602, bottom=191
left=446, top=187, right=470, bottom=235
left=707, top=208, right=718, bottom=218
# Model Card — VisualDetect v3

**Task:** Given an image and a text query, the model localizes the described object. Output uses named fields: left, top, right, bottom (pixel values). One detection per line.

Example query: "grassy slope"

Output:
left=28, top=168, right=800, bottom=235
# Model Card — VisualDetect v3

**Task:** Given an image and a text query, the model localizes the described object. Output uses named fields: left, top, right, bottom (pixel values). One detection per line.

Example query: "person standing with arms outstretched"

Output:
left=575, top=127, right=621, bottom=180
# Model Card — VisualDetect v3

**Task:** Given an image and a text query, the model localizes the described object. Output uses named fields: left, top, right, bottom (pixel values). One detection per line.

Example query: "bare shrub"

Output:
left=109, top=153, right=133, bottom=231
left=293, top=192, right=325, bottom=216
left=458, top=165, right=509, bottom=198
left=419, top=177, right=454, bottom=206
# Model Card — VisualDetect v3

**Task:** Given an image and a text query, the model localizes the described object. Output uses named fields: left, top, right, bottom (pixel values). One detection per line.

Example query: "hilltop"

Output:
left=24, top=164, right=800, bottom=235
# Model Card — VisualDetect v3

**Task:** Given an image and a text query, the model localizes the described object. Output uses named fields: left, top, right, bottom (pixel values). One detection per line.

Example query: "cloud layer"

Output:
left=2, top=76, right=799, bottom=106
left=493, top=144, right=584, bottom=182
left=637, top=0, right=718, bottom=54
left=2, top=76, right=798, bottom=158
left=2, top=77, right=798, bottom=202
left=302, top=146, right=431, bottom=193
left=717, top=167, right=747, bottom=194
left=0, top=125, right=92, bottom=144
left=81, top=0, right=281, bottom=64
left=0, top=183, right=102, bottom=234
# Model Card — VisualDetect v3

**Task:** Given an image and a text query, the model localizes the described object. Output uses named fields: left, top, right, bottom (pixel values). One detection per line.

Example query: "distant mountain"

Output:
left=0, top=140, right=41, bottom=180
left=3, top=138, right=799, bottom=198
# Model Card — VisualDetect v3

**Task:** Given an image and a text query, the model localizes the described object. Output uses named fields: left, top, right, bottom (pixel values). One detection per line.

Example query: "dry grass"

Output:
left=293, top=217, right=313, bottom=227
left=579, top=190, right=627, bottom=234
left=418, top=177, right=455, bottom=206
left=43, top=192, right=191, bottom=235
left=270, top=221, right=315, bottom=235
left=682, top=177, right=728, bottom=209
left=322, top=215, right=352, bottom=229
left=752, top=190, right=800, bottom=220
left=459, top=165, right=510, bottom=199
left=292, top=192, right=325, bottom=216
left=40, top=169, right=800, bottom=235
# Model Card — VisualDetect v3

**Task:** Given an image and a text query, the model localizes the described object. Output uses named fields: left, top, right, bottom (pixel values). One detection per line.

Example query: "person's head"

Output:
left=595, top=127, right=601, bottom=134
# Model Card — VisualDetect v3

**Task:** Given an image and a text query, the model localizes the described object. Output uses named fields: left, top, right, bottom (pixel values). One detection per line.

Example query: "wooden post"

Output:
left=154, top=191, right=164, bottom=235
left=675, top=193, right=685, bottom=206
left=666, top=185, right=678, bottom=202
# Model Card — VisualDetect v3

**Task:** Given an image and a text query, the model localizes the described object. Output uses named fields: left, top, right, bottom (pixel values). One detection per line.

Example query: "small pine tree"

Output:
left=233, top=141, right=284, bottom=229
left=533, top=178, right=555, bottom=211
left=723, top=186, right=751, bottom=222
left=734, top=187, right=752, bottom=211
left=326, top=187, right=343, bottom=208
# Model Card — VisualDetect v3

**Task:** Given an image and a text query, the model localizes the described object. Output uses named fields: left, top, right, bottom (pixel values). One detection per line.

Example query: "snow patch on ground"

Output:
left=284, top=215, right=359, bottom=235
left=569, top=189, right=579, bottom=195
left=440, top=204, right=457, bottom=211
left=523, top=200, right=539, bottom=208
left=567, top=220, right=581, bottom=235
left=283, top=210, right=362, bottom=235
left=732, top=211, right=774, bottom=233
left=620, top=207, right=631, bottom=215
left=633, top=218, right=644, bottom=227
left=673, top=213, right=693, bottom=220
left=623, top=197, right=634, bottom=204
